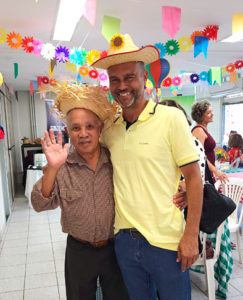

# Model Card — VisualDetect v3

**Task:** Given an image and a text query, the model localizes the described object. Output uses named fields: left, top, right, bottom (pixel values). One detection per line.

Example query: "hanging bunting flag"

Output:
left=208, top=67, right=222, bottom=86
left=33, top=80, right=38, bottom=90
left=37, top=76, right=42, bottom=88
left=230, top=71, right=237, bottom=83
left=162, top=6, right=181, bottom=38
left=102, top=15, right=121, bottom=42
left=194, top=36, right=209, bottom=59
left=232, top=14, right=243, bottom=34
left=77, top=73, right=82, bottom=83
left=49, top=58, right=57, bottom=77
left=66, top=62, right=77, bottom=72
left=84, top=0, right=97, bottom=27
left=0, top=72, right=3, bottom=86
left=14, top=63, right=18, bottom=78
left=30, top=81, right=34, bottom=96
left=0, top=125, right=5, bottom=139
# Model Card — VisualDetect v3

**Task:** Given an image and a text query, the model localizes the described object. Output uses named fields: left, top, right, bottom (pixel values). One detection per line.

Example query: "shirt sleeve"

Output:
left=169, top=109, right=199, bottom=167
left=31, top=177, right=60, bottom=212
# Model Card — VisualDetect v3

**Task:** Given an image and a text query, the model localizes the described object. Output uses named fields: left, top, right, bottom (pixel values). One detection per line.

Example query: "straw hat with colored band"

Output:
left=51, top=83, right=118, bottom=123
left=92, top=34, right=160, bottom=70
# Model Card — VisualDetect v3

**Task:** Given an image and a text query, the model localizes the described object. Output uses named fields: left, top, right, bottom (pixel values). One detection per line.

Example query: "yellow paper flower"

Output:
left=86, top=50, right=101, bottom=65
left=0, top=28, right=7, bottom=44
left=110, top=34, right=125, bottom=50
left=178, top=36, right=192, bottom=52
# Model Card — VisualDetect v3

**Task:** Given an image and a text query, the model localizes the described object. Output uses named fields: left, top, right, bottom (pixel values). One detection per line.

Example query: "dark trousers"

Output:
left=65, top=235, right=129, bottom=300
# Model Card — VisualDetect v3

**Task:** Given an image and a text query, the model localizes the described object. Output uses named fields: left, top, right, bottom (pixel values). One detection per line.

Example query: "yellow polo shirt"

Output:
left=101, top=100, right=199, bottom=250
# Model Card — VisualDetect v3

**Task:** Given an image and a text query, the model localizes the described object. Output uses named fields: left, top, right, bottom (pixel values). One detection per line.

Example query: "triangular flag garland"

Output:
left=14, top=63, right=18, bottom=78
left=162, top=6, right=181, bottom=38
left=84, top=0, right=97, bottom=27
left=102, top=15, right=121, bottom=42
left=0, top=125, right=5, bottom=139
left=0, top=72, right=3, bottom=86
left=194, top=36, right=209, bottom=59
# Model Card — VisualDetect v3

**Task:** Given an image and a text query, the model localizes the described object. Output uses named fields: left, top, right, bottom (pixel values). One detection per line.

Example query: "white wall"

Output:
left=34, top=94, right=48, bottom=138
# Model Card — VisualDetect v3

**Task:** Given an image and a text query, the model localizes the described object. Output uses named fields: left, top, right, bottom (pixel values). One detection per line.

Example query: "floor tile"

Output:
left=0, top=277, right=24, bottom=293
left=57, top=272, right=65, bottom=286
left=27, top=250, right=53, bottom=264
left=24, top=286, right=59, bottom=300
left=0, top=254, right=26, bottom=267
left=0, top=291, right=23, bottom=300
left=25, top=273, right=57, bottom=289
left=0, top=265, right=25, bottom=280
left=54, top=259, right=65, bottom=272
left=58, top=285, right=66, bottom=300
left=27, top=235, right=51, bottom=246
left=26, top=261, right=55, bottom=276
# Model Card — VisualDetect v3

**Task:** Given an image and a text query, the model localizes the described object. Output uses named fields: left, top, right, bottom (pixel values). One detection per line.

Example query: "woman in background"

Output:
left=228, top=133, right=243, bottom=165
left=191, top=100, right=228, bottom=183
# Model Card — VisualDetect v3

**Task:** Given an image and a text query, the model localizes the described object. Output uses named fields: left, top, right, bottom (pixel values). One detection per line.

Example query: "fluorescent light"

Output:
left=53, top=0, right=86, bottom=41
left=224, top=92, right=243, bottom=99
left=221, top=29, right=243, bottom=43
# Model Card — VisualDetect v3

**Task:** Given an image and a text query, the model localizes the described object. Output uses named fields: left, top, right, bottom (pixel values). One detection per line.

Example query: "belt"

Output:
left=71, top=236, right=113, bottom=248
left=121, top=228, right=144, bottom=239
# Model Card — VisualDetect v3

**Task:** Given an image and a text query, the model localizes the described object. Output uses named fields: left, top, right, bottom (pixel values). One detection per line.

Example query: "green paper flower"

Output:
left=165, top=40, right=179, bottom=56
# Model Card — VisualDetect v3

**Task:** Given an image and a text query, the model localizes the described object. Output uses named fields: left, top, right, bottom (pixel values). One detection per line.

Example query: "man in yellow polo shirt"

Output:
left=93, top=34, right=203, bottom=300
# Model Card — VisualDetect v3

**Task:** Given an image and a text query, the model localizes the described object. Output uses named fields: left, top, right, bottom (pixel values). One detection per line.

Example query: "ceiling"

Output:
left=1, top=0, right=243, bottom=91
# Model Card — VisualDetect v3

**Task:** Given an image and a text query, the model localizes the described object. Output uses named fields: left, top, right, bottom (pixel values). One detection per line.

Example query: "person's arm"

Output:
left=177, top=162, right=203, bottom=272
left=207, top=158, right=228, bottom=183
left=191, top=127, right=207, bottom=146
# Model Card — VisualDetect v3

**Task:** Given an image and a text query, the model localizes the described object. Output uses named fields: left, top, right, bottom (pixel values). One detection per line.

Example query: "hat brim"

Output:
left=92, top=45, right=160, bottom=70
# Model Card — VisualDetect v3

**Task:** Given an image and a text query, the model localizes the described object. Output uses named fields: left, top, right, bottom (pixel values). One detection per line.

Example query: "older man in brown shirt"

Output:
left=31, top=84, right=128, bottom=300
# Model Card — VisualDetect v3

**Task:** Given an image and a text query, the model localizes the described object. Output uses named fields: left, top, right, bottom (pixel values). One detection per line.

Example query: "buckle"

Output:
left=123, top=228, right=144, bottom=239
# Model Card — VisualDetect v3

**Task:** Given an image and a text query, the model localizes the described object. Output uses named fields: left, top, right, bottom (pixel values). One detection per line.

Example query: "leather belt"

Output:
left=72, top=236, right=112, bottom=247
left=121, top=228, right=144, bottom=239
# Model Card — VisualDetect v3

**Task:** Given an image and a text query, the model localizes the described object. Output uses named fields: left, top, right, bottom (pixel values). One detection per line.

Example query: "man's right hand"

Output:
left=41, top=129, right=69, bottom=170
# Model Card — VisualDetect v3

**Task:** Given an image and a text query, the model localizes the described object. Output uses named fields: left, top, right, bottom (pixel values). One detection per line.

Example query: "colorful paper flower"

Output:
left=79, top=66, right=89, bottom=76
left=235, top=60, right=243, bottom=69
left=33, top=39, right=43, bottom=55
left=203, top=25, right=219, bottom=40
left=0, top=28, right=7, bottom=44
left=41, top=76, right=49, bottom=84
left=41, top=43, right=55, bottom=60
left=154, top=43, right=166, bottom=58
left=55, top=46, right=69, bottom=63
left=89, top=69, right=98, bottom=79
left=100, top=50, right=108, bottom=58
left=22, top=36, right=34, bottom=53
left=178, top=36, right=192, bottom=52
left=110, top=34, right=125, bottom=50
left=102, top=86, right=109, bottom=92
left=162, top=77, right=172, bottom=87
left=190, top=31, right=203, bottom=44
left=190, top=73, right=199, bottom=83
left=199, top=71, right=208, bottom=81
left=165, top=40, right=179, bottom=56
left=49, top=78, right=57, bottom=86
left=6, top=32, right=22, bottom=49
left=226, top=63, right=235, bottom=73
left=86, top=50, right=100, bottom=65
left=172, top=76, right=181, bottom=86
left=69, top=47, right=87, bottom=65
left=98, top=71, right=108, bottom=81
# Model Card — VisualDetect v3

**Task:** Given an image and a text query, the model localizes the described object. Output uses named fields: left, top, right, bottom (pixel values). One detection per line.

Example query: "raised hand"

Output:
left=41, top=129, right=69, bottom=170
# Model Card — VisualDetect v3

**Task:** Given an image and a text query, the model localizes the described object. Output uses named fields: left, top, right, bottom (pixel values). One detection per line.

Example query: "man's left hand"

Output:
left=176, top=234, right=199, bottom=272
left=173, top=186, right=187, bottom=211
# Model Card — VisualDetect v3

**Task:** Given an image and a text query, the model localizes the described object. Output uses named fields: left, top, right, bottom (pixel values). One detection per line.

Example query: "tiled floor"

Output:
left=0, top=190, right=243, bottom=300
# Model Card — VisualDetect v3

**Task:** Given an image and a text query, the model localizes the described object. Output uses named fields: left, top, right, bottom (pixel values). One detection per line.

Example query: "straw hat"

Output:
left=92, top=34, right=160, bottom=70
left=51, top=83, right=118, bottom=123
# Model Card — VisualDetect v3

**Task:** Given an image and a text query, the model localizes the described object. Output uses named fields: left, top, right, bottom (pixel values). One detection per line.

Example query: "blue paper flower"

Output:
left=199, top=71, right=208, bottom=81
left=154, top=43, right=166, bottom=58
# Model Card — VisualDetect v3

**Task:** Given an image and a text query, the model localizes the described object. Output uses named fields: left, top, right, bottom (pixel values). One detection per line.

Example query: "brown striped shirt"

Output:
left=31, top=146, right=115, bottom=242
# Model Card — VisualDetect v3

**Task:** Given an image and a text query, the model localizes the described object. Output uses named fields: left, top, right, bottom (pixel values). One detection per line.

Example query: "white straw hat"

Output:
left=92, top=34, right=160, bottom=70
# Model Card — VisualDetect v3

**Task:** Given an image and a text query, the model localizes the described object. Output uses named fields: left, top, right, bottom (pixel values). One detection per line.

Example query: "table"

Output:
left=25, top=168, right=43, bottom=208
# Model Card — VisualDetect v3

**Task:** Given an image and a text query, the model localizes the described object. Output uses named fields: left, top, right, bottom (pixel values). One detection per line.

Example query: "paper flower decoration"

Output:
left=226, top=63, right=235, bottom=73
left=49, top=78, right=57, bottom=86
left=86, top=50, right=101, bottom=65
left=55, top=46, right=69, bottom=63
left=178, top=36, right=192, bottom=52
left=6, top=32, right=22, bottom=49
left=203, top=25, right=219, bottom=40
left=110, top=34, right=125, bottom=49
left=190, top=73, right=199, bottom=83
left=33, top=39, right=43, bottom=55
left=0, top=28, right=7, bottom=44
left=162, top=77, right=172, bottom=87
left=102, top=86, right=109, bottom=92
left=172, top=76, right=181, bottom=86
left=69, top=48, right=87, bottom=65
left=165, top=40, right=179, bottom=56
left=98, top=71, right=108, bottom=81
left=154, top=42, right=166, bottom=58
left=22, top=36, right=34, bottom=53
left=79, top=66, right=89, bottom=76
left=100, top=50, right=108, bottom=58
left=41, top=43, right=55, bottom=60
left=89, top=69, right=98, bottom=79
left=190, top=31, right=203, bottom=44
left=41, top=76, right=49, bottom=84
left=199, top=71, right=208, bottom=81
left=235, top=60, right=243, bottom=69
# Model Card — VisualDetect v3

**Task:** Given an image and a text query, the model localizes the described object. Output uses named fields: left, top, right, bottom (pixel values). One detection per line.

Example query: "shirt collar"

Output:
left=114, top=99, right=156, bottom=125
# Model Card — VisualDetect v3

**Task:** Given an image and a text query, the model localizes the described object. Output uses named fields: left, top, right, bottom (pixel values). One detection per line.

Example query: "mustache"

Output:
left=78, top=138, right=91, bottom=143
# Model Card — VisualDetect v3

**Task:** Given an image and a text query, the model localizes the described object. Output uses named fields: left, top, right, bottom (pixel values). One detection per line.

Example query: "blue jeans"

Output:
left=114, top=230, right=191, bottom=300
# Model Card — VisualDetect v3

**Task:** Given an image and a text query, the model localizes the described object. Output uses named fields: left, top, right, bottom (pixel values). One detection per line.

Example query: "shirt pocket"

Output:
left=59, top=189, right=82, bottom=202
